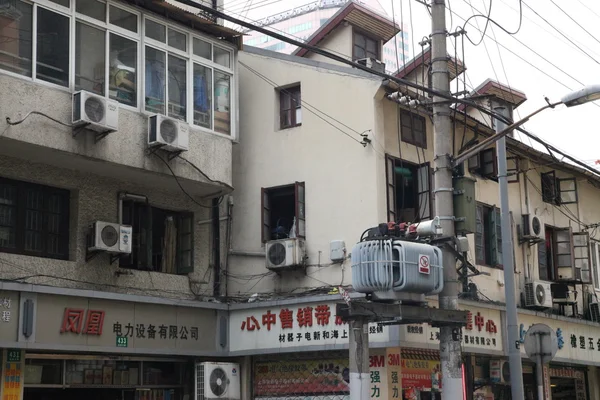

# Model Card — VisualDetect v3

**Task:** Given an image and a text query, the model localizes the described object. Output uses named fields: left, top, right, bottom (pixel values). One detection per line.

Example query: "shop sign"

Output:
left=517, top=313, right=600, bottom=363
left=60, top=308, right=105, bottom=335
left=230, top=302, right=389, bottom=352
left=400, top=359, right=440, bottom=391
left=369, top=348, right=401, bottom=399
left=1, top=349, right=24, bottom=400
left=0, top=297, right=12, bottom=323
left=403, top=306, right=502, bottom=352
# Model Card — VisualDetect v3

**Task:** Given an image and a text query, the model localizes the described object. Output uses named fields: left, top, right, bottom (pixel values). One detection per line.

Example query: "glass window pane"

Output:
left=354, top=45, right=365, bottom=59
left=0, top=0, right=32, bottom=77
left=295, top=107, right=302, bottom=125
left=49, top=0, right=69, bottom=7
left=193, top=63, right=212, bottom=129
left=168, top=29, right=186, bottom=51
left=110, top=6, right=137, bottom=33
left=144, top=46, right=165, bottom=114
left=213, top=46, right=230, bottom=68
left=76, top=0, right=106, bottom=21
left=193, top=37, right=211, bottom=59
left=145, top=19, right=165, bottom=42
left=214, top=71, right=230, bottom=135
left=109, top=34, right=137, bottom=107
left=36, top=8, right=69, bottom=87
left=75, top=23, right=106, bottom=95
left=168, top=55, right=186, bottom=120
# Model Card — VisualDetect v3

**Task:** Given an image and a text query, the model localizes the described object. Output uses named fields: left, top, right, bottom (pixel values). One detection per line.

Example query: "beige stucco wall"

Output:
left=0, top=74, right=233, bottom=191
left=229, top=51, right=384, bottom=295
left=305, top=24, right=353, bottom=66
left=0, top=154, right=227, bottom=300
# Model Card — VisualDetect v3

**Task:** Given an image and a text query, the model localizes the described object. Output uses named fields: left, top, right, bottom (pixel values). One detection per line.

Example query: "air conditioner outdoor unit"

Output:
left=88, top=221, right=132, bottom=254
left=489, top=360, right=510, bottom=384
left=265, top=238, right=306, bottom=270
left=196, top=362, right=240, bottom=400
left=72, top=91, right=119, bottom=133
left=524, top=280, right=552, bottom=308
left=521, top=214, right=544, bottom=241
left=356, top=57, right=386, bottom=73
left=148, top=114, right=190, bottom=152
left=590, top=302, right=600, bottom=322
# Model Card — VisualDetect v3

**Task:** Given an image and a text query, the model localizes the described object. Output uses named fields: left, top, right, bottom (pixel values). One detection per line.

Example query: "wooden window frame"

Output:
left=384, top=154, right=432, bottom=223
left=261, top=182, right=306, bottom=243
left=468, top=148, right=498, bottom=180
left=352, top=28, right=380, bottom=61
left=119, top=200, right=194, bottom=274
left=399, top=110, right=427, bottom=149
left=475, top=202, right=503, bottom=269
left=0, top=177, right=70, bottom=260
left=279, top=85, right=302, bottom=129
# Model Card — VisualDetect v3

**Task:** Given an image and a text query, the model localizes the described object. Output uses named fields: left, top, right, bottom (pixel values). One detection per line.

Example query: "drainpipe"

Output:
left=212, top=197, right=221, bottom=298
left=117, top=192, right=148, bottom=223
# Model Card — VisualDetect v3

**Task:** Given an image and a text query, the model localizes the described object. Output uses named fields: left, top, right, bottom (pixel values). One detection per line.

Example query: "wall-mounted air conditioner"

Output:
left=524, top=280, right=552, bottom=308
left=72, top=91, right=119, bottom=133
left=521, top=214, right=544, bottom=241
left=266, top=238, right=306, bottom=270
left=356, top=57, right=386, bottom=73
left=196, top=362, right=240, bottom=400
left=88, top=221, right=132, bottom=254
left=489, top=360, right=510, bottom=384
left=148, top=114, right=189, bottom=152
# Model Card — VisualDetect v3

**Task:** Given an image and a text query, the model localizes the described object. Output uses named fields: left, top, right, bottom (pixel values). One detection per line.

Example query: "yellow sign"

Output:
left=1, top=349, right=24, bottom=400
left=386, top=347, right=402, bottom=399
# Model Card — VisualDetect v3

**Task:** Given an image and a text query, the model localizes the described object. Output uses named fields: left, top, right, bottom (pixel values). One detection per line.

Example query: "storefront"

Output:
left=0, top=288, right=228, bottom=400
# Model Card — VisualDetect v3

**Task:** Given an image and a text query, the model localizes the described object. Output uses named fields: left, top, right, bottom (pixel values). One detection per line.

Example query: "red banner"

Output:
left=401, top=359, right=440, bottom=390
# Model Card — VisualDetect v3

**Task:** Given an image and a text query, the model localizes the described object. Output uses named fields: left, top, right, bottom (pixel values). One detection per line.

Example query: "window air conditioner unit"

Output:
left=356, top=57, right=386, bottom=73
left=489, top=360, right=510, bottom=384
left=196, top=362, right=240, bottom=400
left=524, top=280, right=552, bottom=308
left=265, top=238, right=306, bottom=270
left=72, top=91, right=119, bottom=133
left=87, top=221, right=132, bottom=254
left=521, top=214, right=544, bottom=241
left=148, top=114, right=190, bottom=152
left=590, top=302, right=600, bottom=322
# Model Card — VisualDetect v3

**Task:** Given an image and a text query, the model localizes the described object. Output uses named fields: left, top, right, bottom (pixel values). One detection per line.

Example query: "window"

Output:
left=591, top=241, right=600, bottom=290
left=120, top=200, right=193, bottom=274
left=538, top=226, right=590, bottom=283
left=279, top=85, right=301, bottom=129
left=385, top=155, right=431, bottom=223
left=0, top=0, right=235, bottom=136
left=0, top=177, right=69, bottom=259
left=468, top=148, right=497, bottom=180
left=541, top=171, right=578, bottom=205
left=400, top=110, right=426, bottom=148
left=261, top=182, right=305, bottom=242
left=353, top=30, right=379, bottom=60
left=475, top=203, right=502, bottom=267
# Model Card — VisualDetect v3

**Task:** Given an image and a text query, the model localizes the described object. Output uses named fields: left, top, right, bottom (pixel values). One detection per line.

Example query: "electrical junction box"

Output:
left=330, top=240, right=346, bottom=262
left=453, top=176, right=477, bottom=235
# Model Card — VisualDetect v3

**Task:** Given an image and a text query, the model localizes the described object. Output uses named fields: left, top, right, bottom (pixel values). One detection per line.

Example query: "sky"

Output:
left=223, top=0, right=600, bottom=166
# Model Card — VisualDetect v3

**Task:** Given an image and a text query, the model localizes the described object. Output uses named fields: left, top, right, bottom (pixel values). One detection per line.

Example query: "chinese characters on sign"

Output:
left=60, top=308, right=105, bottom=335
left=0, top=297, right=11, bottom=323
left=113, top=322, right=199, bottom=341
left=240, top=304, right=384, bottom=345
left=405, top=309, right=499, bottom=349
left=2, top=349, right=22, bottom=400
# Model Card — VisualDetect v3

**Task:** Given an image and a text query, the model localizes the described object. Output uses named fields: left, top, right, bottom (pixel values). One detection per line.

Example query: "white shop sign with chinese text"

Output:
left=400, top=305, right=503, bottom=353
left=229, top=302, right=390, bottom=352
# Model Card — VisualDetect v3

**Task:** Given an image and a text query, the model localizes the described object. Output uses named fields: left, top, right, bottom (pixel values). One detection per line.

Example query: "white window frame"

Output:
left=591, top=240, right=600, bottom=291
left=0, top=0, right=237, bottom=139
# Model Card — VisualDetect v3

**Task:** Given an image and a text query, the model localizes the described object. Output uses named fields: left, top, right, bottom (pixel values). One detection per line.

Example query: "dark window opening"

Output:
left=279, top=85, right=301, bottom=129
left=261, top=182, right=305, bottom=242
left=538, top=225, right=589, bottom=283
left=541, top=171, right=578, bottom=205
left=353, top=30, right=379, bottom=61
left=400, top=110, right=427, bottom=148
left=0, top=177, right=69, bottom=259
left=385, top=155, right=431, bottom=223
left=120, top=201, right=193, bottom=274
left=468, top=148, right=498, bottom=180
left=475, top=203, right=502, bottom=268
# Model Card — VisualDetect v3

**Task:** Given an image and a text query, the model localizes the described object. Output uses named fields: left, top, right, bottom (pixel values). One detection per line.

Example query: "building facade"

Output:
left=240, top=0, right=410, bottom=73
left=230, top=7, right=600, bottom=399
left=0, top=0, right=240, bottom=399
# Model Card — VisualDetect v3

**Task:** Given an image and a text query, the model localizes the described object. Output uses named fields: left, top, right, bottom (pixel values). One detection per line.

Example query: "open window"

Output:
left=541, top=171, right=578, bottom=205
left=506, top=156, right=519, bottom=183
left=539, top=226, right=588, bottom=282
left=120, top=200, right=193, bottom=274
left=475, top=203, right=502, bottom=268
left=385, top=155, right=431, bottom=223
left=468, top=148, right=497, bottom=180
left=261, top=182, right=306, bottom=242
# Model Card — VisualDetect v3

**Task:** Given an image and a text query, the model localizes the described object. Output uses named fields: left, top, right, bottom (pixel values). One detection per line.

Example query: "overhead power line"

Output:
left=549, top=0, right=600, bottom=48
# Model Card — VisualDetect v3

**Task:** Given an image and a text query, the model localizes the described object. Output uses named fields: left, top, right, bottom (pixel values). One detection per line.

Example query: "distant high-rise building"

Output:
left=240, top=0, right=410, bottom=72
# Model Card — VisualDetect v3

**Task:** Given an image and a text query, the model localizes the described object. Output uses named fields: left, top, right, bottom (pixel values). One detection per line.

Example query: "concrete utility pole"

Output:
left=349, top=318, right=369, bottom=400
left=494, top=105, right=525, bottom=400
left=431, top=0, right=463, bottom=398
